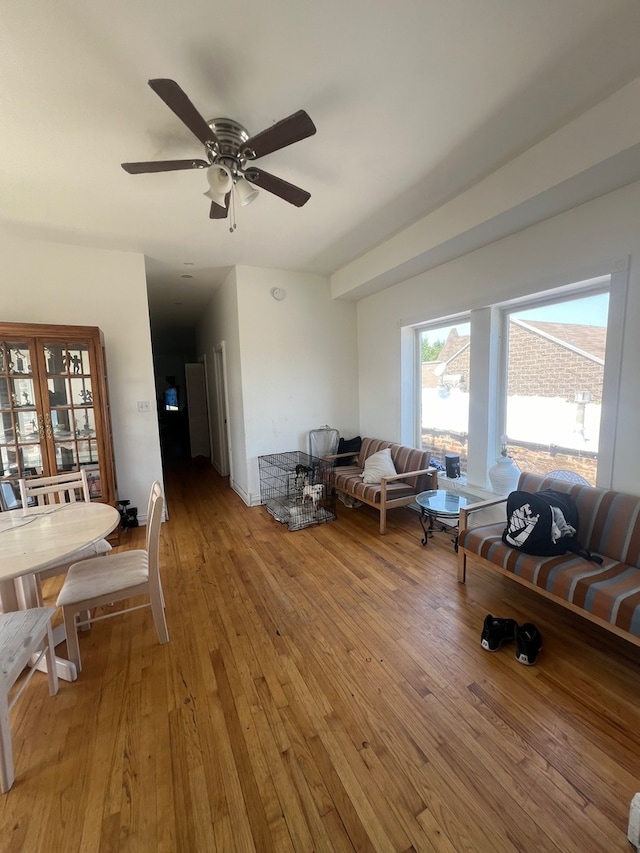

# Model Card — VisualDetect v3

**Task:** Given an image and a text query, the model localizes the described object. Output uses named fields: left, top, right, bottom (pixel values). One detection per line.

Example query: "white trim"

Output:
left=597, top=267, right=628, bottom=488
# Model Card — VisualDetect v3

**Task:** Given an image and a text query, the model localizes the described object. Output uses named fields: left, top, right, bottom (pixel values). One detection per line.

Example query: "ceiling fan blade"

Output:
left=209, top=194, right=230, bottom=219
left=121, top=159, right=209, bottom=174
left=148, top=79, right=218, bottom=147
left=241, top=110, right=316, bottom=159
left=244, top=167, right=311, bottom=207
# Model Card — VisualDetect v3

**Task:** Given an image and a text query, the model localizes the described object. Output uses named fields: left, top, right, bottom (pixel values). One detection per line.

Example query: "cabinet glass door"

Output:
left=43, top=341, right=103, bottom=498
left=0, top=341, right=43, bottom=496
left=0, top=324, right=115, bottom=510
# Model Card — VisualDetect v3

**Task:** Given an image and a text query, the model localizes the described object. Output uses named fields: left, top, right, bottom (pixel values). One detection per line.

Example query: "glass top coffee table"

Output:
left=415, top=489, right=478, bottom=549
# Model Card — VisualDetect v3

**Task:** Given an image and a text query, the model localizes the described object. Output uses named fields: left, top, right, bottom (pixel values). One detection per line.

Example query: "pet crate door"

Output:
left=309, top=425, right=339, bottom=459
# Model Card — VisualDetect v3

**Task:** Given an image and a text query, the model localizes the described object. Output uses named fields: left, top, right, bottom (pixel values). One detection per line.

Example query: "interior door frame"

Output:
left=212, top=342, right=231, bottom=479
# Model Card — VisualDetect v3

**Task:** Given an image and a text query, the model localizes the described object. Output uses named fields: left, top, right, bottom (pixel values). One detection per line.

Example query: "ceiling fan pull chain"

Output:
left=229, top=185, right=237, bottom=233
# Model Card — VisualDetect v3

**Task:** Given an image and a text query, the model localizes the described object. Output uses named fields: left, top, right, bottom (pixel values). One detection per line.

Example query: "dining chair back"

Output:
left=0, top=607, right=58, bottom=792
left=19, top=469, right=90, bottom=507
left=56, top=481, right=168, bottom=674
left=18, top=470, right=112, bottom=598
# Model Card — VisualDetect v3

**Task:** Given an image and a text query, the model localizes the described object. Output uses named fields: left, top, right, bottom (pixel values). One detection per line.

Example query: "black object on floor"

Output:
left=481, top=614, right=518, bottom=652
left=515, top=622, right=542, bottom=665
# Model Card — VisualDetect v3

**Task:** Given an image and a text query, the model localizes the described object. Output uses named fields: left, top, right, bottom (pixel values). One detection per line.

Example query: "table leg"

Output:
left=419, top=509, right=434, bottom=546
left=30, top=647, right=78, bottom=682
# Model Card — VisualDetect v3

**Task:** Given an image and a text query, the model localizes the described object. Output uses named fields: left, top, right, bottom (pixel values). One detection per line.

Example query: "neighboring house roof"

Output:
left=438, top=331, right=470, bottom=364
left=429, top=320, right=606, bottom=371
left=516, top=320, right=606, bottom=363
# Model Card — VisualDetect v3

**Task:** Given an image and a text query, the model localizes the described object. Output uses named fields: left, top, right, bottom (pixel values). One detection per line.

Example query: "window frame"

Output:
left=405, top=261, right=628, bottom=491
left=414, top=312, right=470, bottom=468
left=496, top=273, right=625, bottom=488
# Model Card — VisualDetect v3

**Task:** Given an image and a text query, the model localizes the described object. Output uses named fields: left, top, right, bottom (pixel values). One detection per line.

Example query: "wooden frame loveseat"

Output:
left=457, top=471, right=640, bottom=647
left=328, top=437, right=438, bottom=534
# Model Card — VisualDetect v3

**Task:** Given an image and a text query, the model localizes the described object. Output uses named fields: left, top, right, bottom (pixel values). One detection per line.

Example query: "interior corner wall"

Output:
left=356, top=179, right=640, bottom=496
left=0, top=231, right=163, bottom=514
left=223, top=265, right=359, bottom=505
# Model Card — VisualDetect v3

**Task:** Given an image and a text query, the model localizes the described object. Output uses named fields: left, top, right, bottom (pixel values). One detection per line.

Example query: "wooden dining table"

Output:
left=0, top=501, right=121, bottom=681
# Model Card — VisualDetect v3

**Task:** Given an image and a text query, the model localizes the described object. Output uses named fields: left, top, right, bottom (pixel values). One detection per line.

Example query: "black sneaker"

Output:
left=515, top=623, right=542, bottom=665
left=481, top=615, right=517, bottom=652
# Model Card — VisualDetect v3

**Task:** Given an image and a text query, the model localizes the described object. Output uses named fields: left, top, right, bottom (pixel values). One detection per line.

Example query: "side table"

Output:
left=415, top=489, right=477, bottom=550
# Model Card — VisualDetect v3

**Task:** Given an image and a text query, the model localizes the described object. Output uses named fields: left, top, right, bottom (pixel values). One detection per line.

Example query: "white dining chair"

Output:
left=0, top=607, right=59, bottom=792
left=18, top=471, right=112, bottom=600
left=56, top=481, right=169, bottom=674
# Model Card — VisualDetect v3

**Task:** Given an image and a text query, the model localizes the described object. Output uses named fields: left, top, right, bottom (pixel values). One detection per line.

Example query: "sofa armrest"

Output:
left=459, top=496, right=507, bottom=530
left=381, top=466, right=438, bottom=484
left=380, top=468, right=438, bottom=503
left=324, top=452, right=359, bottom=463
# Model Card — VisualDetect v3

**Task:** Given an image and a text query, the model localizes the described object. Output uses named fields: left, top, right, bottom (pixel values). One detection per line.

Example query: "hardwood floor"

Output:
left=1, top=462, right=639, bottom=852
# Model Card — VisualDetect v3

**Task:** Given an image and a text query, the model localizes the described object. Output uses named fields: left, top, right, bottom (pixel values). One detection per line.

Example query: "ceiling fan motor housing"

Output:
left=207, top=118, right=253, bottom=173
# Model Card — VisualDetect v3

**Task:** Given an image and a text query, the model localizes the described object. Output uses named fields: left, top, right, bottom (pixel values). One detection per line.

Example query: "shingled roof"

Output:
left=519, top=321, right=607, bottom=361
left=430, top=320, right=606, bottom=368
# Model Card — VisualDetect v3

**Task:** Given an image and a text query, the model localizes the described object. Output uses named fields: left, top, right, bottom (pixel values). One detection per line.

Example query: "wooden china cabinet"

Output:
left=0, top=322, right=117, bottom=509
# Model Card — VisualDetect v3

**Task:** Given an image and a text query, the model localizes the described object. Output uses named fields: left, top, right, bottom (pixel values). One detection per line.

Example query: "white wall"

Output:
left=197, top=265, right=359, bottom=505
left=356, top=179, right=640, bottom=496
left=196, top=268, right=247, bottom=492
left=0, top=231, right=163, bottom=515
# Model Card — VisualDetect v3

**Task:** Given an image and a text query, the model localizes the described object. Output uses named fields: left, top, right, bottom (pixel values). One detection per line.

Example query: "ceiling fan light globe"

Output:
left=203, top=188, right=228, bottom=207
left=235, top=177, right=259, bottom=207
left=205, top=164, right=233, bottom=193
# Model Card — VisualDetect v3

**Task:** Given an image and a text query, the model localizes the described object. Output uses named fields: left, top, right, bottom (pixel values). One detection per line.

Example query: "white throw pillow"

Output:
left=361, top=447, right=397, bottom=484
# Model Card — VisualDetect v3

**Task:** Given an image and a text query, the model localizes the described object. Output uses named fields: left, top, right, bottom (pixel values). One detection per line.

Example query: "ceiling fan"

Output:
left=121, top=79, right=316, bottom=223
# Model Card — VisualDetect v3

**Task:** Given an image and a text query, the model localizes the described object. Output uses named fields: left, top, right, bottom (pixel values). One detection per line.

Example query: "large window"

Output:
left=501, top=286, right=609, bottom=485
left=412, top=272, right=619, bottom=489
left=418, top=318, right=470, bottom=474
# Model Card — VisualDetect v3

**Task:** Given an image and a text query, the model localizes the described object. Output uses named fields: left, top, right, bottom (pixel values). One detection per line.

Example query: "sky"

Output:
left=516, top=292, right=608, bottom=326
left=421, top=290, right=609, bottom=345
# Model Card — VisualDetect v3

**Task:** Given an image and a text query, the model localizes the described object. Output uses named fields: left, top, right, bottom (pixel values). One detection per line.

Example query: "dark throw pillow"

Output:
left=335, top=436, right=362, bottom=466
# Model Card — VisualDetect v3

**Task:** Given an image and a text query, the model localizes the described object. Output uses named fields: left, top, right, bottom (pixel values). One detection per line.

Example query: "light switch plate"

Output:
left=137, top=401, right=150, bottom=413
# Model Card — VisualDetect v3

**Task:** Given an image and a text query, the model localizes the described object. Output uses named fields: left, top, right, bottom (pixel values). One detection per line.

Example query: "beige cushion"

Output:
left=56, top=550, right=148, bottom=606
left=361, top=448, right=397, bottom=484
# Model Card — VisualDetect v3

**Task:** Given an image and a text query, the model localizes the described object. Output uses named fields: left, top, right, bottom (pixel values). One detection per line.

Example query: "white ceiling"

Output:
left=3, top=0, right=640, bottom=330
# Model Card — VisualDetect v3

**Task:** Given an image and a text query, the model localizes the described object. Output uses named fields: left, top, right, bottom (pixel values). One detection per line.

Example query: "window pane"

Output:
left=504, top=290, right=608, bottom=484
left=419, top=321, right=470, bottom=474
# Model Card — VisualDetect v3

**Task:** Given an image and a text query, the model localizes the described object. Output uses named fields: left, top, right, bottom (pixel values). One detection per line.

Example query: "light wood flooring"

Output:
left=1, top=462, right=640, bottom=852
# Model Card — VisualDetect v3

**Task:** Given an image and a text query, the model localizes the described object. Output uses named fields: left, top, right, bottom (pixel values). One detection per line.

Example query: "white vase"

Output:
left=488, top=456, right=520, bottom=494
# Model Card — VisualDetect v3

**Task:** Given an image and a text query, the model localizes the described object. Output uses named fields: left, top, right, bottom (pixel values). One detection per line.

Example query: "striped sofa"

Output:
left=331, top=437, right=438, bottom=534
left=458, top=471, right=640, bottom=646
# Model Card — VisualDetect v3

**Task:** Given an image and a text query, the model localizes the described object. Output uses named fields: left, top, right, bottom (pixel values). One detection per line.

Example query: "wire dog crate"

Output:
left=258, top=451, right=336, bottom=531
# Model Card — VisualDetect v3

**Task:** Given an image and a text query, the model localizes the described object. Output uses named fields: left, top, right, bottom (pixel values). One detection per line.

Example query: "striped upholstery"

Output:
left=458, top=472, right=640, bottom=638
left=334, top=471, right=416, bottom=504
left=356, top=438, right=435, bottom=495
left=332, top=437, right=437, bottom=533
left=334, top=438, right=433, bottom=504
